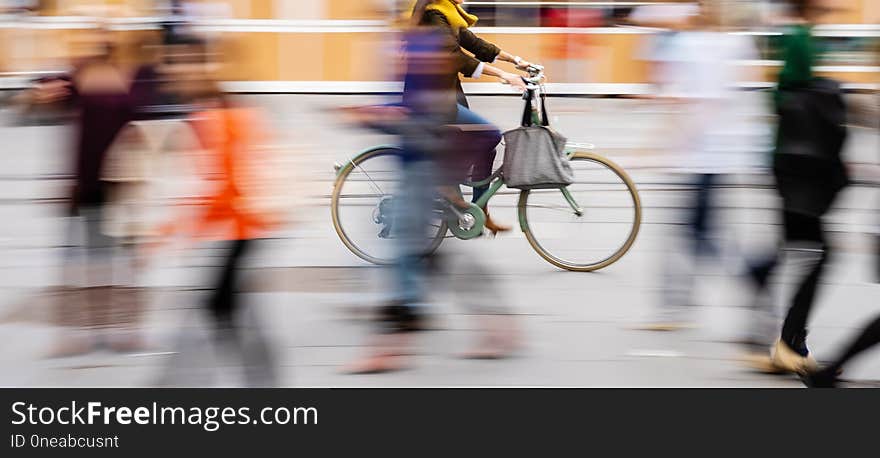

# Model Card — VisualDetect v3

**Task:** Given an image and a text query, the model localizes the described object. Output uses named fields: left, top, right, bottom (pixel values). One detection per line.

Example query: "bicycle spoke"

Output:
left=527, top=205, right=579, bottom=215
left=519, top=153, right=641, bottom=271
left=332, top=148, right=448, bottom=265
left=353, top=163, right=386, bottom=196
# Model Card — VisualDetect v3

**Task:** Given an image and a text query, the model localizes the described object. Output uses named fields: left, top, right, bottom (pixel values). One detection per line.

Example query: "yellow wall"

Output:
left=2, top=1, right=877, bottom=85
left=4, top=27, right=877, bottom=85
left=30, top=0, right=880, bottom=23
left=866, top=0, right=880, bottom=24
left=325, top=0, right=384, bottom=20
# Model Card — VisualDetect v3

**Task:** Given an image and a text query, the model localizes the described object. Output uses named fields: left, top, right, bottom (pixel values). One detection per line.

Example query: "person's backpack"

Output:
left=774, top=78, right=849, bottom=217
left=501, top=91, right=573, bottom=189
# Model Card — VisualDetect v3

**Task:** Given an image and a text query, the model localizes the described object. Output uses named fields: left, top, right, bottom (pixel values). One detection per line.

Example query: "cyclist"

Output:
left=409, top=0, right=536, bottom=234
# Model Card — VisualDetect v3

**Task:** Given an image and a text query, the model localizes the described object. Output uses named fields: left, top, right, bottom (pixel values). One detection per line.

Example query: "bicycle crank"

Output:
left=446, top=202, right=486, bottom=240
left=373, top=196, right=394, bottom=238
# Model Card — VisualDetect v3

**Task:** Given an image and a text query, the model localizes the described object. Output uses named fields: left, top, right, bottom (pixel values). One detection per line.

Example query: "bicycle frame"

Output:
left=461, top=146, right=586, bottom=230
left=336, top=144, right=588, bottom=235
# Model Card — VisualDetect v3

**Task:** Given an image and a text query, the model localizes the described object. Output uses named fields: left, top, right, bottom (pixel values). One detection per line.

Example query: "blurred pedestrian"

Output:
left=743, top=0, right=849, bottom=374
left=151, top=52, right=282, bottom=386
left=343, top=27, right=456, bottom=373
left=805, top=51, right=880, bottom=387
left=343, top=21, right=521, bottom=373
left=634, top=1, right=761, bottom=330
left=42, top=23, right=160, bottom=356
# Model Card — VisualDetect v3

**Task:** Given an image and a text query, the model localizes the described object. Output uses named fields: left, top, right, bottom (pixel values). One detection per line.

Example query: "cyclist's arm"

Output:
left=419, top=11, right=525, bottom=90
left=458, top=28, right=499, bottom=62
left=459, top=28, right=533, bottom=70
left=496, top=50, right=533, bottom=70
left=479, top=64, right=526, bottom=91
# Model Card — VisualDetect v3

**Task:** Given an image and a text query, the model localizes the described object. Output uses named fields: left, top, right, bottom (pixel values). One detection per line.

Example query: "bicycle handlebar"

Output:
left=498, top=63, right=545, bottom=89
left=522, top=64, right=545, bottom=86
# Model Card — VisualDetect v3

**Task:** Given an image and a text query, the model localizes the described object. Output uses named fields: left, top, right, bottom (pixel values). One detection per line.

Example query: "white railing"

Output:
left=1, top=15, right=879, bottom=36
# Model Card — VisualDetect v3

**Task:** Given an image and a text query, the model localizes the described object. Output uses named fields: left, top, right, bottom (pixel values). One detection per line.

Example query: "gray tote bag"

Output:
left=501, top=91, right=573, bottom=189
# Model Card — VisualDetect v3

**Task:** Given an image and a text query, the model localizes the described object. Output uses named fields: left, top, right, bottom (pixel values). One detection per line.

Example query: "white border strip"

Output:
left=3, top=79, right=875, bottom=93
left=219, top=81, right=656, bottom=94
left=466, top=2, right=679, bottom=5
left=1, top=17, right=878, bottom=36
left=219, top=81, right=876, bottom=95
left=738, top=61, right=880, bottom=73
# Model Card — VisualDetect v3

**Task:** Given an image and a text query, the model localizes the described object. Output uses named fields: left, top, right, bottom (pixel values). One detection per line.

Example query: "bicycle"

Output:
left=331, top=65, right=642, bottom=272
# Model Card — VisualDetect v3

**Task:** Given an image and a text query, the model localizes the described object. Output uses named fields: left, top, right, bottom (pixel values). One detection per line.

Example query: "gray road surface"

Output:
left=0, top=94, right=878, bottom=387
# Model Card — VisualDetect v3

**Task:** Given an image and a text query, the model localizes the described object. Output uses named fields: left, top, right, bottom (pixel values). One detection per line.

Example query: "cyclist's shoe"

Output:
left=483, top=205, right=511, bottom=236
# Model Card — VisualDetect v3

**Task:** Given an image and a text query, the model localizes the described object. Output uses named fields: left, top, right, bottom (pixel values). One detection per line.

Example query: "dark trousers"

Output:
left=659, top=174, right=719, bottom=314
left=749, top=211, right=829, bottom=354
left=208, top=239, right=252, bottom=327
left=159, top=237, right=276, bottom=386
left=690, top=173, right=717, bottom=258
left=828, top=314, right=880, bottom=373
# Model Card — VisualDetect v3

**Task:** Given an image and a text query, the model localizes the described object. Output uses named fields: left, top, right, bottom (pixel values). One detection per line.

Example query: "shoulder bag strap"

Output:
left=539, top=90, right=550, bottom=127
left=521, top=89, right=534, bottom=127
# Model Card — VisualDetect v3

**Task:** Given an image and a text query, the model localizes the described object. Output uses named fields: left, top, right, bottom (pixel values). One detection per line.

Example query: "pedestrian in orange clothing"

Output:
left=154, top=74, right=281, bottom=386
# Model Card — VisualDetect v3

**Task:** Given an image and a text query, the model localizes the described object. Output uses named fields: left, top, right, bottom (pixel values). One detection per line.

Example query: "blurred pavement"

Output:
left=1, top=94, right=878, bottom=387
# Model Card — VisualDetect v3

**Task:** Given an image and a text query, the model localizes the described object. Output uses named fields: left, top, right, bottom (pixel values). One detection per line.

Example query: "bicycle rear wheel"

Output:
left=331, top=147, right=448, bottom=265
left=518, top=151, right=641, bottom=272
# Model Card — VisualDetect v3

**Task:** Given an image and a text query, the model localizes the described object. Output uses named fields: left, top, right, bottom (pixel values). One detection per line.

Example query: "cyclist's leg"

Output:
left=453, top=104, right=502, bottom=203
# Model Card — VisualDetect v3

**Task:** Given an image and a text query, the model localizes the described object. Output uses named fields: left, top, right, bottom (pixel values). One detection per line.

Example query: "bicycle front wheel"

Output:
left=518, top=151, right=641, bottom=272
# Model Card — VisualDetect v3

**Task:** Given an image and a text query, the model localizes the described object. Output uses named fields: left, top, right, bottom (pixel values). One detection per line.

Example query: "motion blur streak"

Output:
left=0, top=0, right=877, bottom=387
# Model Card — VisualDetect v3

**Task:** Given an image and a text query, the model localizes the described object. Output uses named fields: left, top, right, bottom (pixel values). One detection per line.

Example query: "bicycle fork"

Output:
left=560, top=187, right=584, bottom=217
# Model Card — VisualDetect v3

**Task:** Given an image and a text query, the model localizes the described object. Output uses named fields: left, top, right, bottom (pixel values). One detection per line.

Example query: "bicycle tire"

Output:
left=518, top=151, right=642, bottom=272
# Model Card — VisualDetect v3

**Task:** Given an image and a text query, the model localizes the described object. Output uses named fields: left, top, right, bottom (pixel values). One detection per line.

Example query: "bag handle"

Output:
left=539, top=90, right=549, bottom=127
left=520, top=86, right=550, bottom=127
left=520, top=89, right=533, bottom=127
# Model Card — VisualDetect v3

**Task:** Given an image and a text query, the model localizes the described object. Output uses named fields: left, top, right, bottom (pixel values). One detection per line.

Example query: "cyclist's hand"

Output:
left=515, top=59, right=533, bottom=71
left=500, top=72, right=527, bottom=92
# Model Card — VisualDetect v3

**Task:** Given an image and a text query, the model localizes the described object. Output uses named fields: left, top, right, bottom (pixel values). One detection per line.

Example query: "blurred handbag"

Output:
left=501, top=91, right=573, bottom=189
